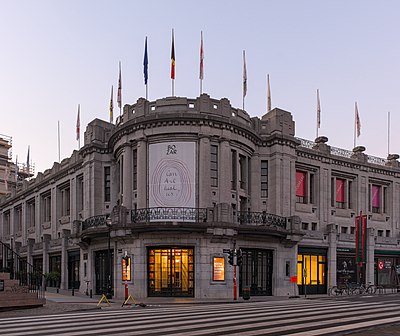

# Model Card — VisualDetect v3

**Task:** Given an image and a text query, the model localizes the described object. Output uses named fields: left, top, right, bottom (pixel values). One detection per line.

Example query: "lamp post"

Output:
left=105, top=216, right=112, bottom=299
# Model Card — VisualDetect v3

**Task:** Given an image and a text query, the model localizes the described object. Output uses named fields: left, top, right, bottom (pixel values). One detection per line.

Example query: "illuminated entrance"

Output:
left=297, top=248, right=327, bottom=295
left=148, top=247, right=194, bottom=297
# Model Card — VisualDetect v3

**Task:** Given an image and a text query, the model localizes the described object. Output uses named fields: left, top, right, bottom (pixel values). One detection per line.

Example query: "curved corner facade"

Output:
left=1, top=94, right=400, bottom=299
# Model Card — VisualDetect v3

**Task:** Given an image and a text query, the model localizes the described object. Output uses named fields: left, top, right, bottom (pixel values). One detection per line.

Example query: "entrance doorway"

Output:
left=68, top=251, right=80, bottom=289
left=239, top=249, right=273, bottom=296
left=148, top=247, right=194, bottom=297
left=297, top=248, right=327, bottom=294
left=94, top=250, right=114, bottom=295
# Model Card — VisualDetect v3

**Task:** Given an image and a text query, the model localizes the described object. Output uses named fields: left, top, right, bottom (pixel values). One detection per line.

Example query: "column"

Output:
left=366, top=227, right=375, bottom=285
left=61, top=229, right=69, bottom=290
left=327, top=224, right=337, bottom=287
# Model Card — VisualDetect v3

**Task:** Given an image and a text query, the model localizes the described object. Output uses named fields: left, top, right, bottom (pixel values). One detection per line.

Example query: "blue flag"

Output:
left=144, top=37, right=148, bottom=85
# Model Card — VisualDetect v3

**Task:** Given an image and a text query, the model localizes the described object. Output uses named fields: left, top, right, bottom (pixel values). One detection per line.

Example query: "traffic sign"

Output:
left=378, top=260, right=384, bottom=270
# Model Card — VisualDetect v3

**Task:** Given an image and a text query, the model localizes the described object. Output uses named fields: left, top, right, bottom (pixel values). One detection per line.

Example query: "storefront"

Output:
left=336, top=248, right=357, bottom=286
left=374, top=250, right=400, bottom=288
left=297, top=247, right=327, bottom=295
left=148, top=247, right=194, bottom=297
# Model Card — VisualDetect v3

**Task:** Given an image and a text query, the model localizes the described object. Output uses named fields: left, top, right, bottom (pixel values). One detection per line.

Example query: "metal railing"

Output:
left=82, top=214, right=110, bottom=230
left=131, top=207, right=208, bottom=223
left=237, top=211, right=287, bottom=229
left=0, top=240, right=45, bottom=299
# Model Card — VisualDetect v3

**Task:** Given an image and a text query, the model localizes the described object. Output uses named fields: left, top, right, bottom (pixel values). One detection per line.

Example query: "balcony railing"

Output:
left=131, top=207, right=208, bottom=223
left=82, top=214, right=110, bottom=231
left=237, top=211, right=287, bottom=229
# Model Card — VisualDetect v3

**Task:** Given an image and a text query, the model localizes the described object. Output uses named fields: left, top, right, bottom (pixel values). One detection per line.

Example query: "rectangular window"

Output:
left=211, top=145, right=218, bottom=187
left=27, top=200, right=35, bottom=229
left=341, top=226, right=348, bottom=234
left=59, top=184, right=71, bottom=217
left=213, top=257, right=225, bottom=281
left=41, top=192, right=52, bottom=223
left=261, top=160, right=268, bottom=198
left=104, top=167, right=111, bottom=202
left=296, top=171, right=306, bottom=203
left=3, top=211, right=10, bottom=235
left=14, top=206, right=22, bottom=233
left=239, top=154, right=247, bottom=190
left=133, top=149, right=137, bottom=190
left=371, top=184, right=381, bottom=213
left=336, top=178, right=345, bottom=209
left=76, top=175, right=84, bottom=213
left=231, top=150, right=237, bottom=190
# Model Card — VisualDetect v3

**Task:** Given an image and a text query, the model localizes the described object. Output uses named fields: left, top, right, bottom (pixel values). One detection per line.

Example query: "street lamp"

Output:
left=105, top=215, right=112, bottom=299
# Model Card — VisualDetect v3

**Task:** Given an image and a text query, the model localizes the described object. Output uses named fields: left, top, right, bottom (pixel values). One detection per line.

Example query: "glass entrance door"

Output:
left=94, top=250, right=114, bottom=295
left=297, top=251, right=327, bottom=294
left=148, top=247, right=194, bottom=297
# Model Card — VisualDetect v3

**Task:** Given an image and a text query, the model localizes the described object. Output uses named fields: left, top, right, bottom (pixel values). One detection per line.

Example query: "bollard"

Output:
left=57, top=288, right=59, bottom=294
left=72, top=288, right=75, bottom=296
left=90, top=289, right=93, bottom=298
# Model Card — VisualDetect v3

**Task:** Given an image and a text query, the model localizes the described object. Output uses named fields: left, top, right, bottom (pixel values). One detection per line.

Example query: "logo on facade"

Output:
left=166, top=144, right=177, bottom=155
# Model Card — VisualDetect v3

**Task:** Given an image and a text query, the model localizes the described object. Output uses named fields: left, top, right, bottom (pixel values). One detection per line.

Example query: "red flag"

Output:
left=199, top=31, right=204, bottom=80
left=117, top=62, right=122, bottom=109
left=76, top=104, right=80, bottom=141
left=355, top=102, right=361, bottom=137
left=171, top=30, right=175, bottom=80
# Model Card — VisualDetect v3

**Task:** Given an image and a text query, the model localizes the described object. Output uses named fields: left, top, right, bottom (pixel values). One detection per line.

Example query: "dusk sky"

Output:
left=1, top=0, right=399, bottom=175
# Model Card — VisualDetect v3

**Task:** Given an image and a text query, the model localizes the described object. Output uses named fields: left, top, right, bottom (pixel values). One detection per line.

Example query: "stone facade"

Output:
left=1, top=94, right=400, bottom=300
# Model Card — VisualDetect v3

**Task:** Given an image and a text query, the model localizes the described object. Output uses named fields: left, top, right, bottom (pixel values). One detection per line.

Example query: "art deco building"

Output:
left=1, top=94, right=399, bottom=299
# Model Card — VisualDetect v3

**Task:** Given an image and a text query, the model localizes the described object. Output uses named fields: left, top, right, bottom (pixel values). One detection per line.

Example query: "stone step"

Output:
left=0, top=272, right=11, bottom=280
left=0, top=293, right=45, bottom=309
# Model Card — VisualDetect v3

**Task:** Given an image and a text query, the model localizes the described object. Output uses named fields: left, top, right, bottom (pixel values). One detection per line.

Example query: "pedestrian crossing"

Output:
left=1, top=299, right=400, bottom=335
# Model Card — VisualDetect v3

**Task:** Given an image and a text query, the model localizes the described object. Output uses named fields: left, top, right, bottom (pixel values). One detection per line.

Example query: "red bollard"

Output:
left=124, top=282, right=128, bottom=301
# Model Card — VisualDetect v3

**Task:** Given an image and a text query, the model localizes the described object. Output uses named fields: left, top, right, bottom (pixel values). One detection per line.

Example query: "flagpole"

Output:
left=58, top=120, right=61, bottom=163
left=388, top=111, right=390, bottom=156
left=354, top=106, right=356, bottom=149
left=316, top=89, right=320, bottom=139
left=242, top=50, right=247, bottom=111
left=267, top=74, right=271, bottom=112
left=77, top=104, right=80, bottom=150
left=199, top=31, right=204, bottom=96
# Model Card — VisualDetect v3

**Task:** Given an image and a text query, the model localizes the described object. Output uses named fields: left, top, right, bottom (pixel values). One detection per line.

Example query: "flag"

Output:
left=317, top=89, right=321, bottom=129
left=117, top=62, right=122, bottom=109
left=243, top=50, right=247, bottom=98
left=76, top=104, right=80, bottom=141
left=199, top=31, right=204, bottom=80
left=26, top=146, right=30, bottom=173
left=171, top=29, right=175, bottom=80
left=355, top=102, right=361, bottom=137
left=144, top=37, right=148, bottom=85
left=109, top=86, right=114, bottom=123
left=267, top=74, right=271, bottom=111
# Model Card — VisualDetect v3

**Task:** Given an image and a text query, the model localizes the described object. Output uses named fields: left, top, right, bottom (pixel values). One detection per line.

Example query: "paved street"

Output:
left=1, top=297, right=400, bottom=335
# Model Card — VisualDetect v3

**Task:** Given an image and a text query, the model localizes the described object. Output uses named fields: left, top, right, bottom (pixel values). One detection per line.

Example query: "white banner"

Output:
left=149, top=142, right=196, bottom=210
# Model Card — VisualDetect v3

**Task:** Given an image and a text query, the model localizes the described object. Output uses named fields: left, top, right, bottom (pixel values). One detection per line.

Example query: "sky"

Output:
left=1, top=0, right=400, bottom=175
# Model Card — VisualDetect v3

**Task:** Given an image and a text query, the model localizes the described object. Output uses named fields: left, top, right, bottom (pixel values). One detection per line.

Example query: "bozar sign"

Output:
left=149, top=142, right=196, bottom=214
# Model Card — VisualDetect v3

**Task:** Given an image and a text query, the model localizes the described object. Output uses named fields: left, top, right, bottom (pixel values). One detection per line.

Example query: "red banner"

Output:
left=355, top=213, right=367, bottom=264
left=296, top=171, right=306, bottom=197
left=336, top=179, right=345, bottom=203
left=371, top=185, right=380, bottom=208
